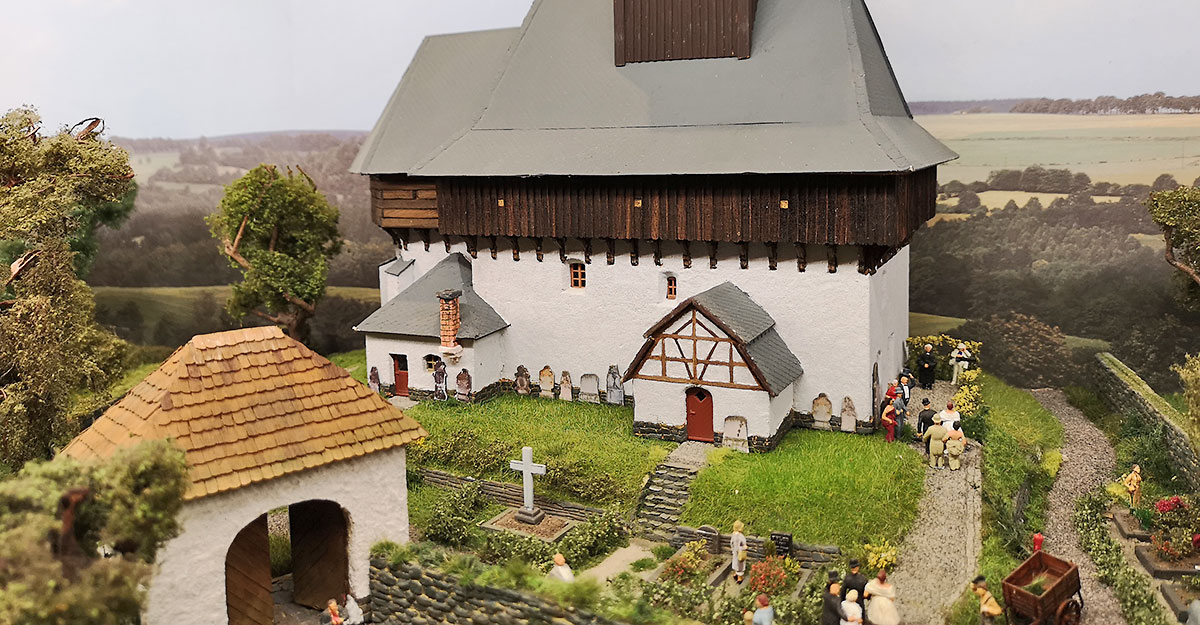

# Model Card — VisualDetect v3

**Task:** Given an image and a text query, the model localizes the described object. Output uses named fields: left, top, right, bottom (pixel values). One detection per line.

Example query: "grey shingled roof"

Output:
left=354, top=253, right=508, bottom=340
left=352, top=0, right=956, bottom=177
left=380, top=256, right=414, bottom=277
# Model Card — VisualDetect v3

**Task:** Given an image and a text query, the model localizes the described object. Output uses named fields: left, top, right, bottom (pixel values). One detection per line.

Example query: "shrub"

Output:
left=480, top=532, right=554, bottom=571
left=957, top=314, right=1074, bottom=387
left=424, top=483, right=486, bottom=547
left=651, top=544, right=677, bottom=562
left=269, top=534, right=292, bottom=577
left=1076, top=495, right=1170, bottom=625
left=747, top=556, right=792, bottom=596
left=864, top=540, right=898, bottom=572
left=1173, top=354, right=1200, bottom=421
left=476, top=558, right=541, bottom=591
left=369, top=540, right=414, bottom=567
left=557, top=506, right=629, bottom=569
left=952, top=368, right=983, bottom=417
left=631, top=557, right=657, bottom=572
left=658, top=541, right=710, bottom=586
left=409, top=428, right=514, bottom=477
left=540, top=577, right=603, bottom=610
left=545, top=458, right=624, bottom=505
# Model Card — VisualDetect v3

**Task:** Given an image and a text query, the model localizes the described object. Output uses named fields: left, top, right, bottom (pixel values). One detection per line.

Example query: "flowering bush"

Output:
left=748, top=556, right=794, bottom=596
left=952, top=368, right=983, bottom=417
left=864, top=540, right=898, bottom=572
left=1156, top=495, right=1186, bottom=514
left=659, top=541, right=710, bottom=587
left=1152, top=526, right=1196, bottom=562
left=1152, top=495, right=1198, bottom=535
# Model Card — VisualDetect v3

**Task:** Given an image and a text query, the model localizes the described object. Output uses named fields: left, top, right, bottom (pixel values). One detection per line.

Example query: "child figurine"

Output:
left=840, top=589, right=863, bottom=625
left=731, top=521, right=749, bottom=583
left=753, top=593, right=775, bottom=625
left=326, top=599, right=344, bottom=625
left=1121, top=464, right=1143, bottom=508
left=971, top=576, right=1003, bottom=625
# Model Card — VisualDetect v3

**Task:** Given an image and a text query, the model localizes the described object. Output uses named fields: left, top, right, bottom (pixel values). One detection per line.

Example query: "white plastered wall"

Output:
left=378, top=235, right=881, bottom=420
left=145, top=447, right=409, bottom=625
left=364, top=333, right=506, bottom=393
left=631, top=379, right=775, bottom=438
left=868, top=246, right=910, bottom=414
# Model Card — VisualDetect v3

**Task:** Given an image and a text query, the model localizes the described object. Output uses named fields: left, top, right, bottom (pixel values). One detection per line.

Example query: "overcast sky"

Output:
left=3, top=0, right=1198, bottom=138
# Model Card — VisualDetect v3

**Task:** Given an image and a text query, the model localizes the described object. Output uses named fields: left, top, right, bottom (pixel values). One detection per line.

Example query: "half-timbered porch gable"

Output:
left=625, top=281, right=803, bottom=397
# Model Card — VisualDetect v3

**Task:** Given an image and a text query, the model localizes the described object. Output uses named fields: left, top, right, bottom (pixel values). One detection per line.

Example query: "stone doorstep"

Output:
left=1110, top=506, right=1152, bottom=542
left=1160, top=582, right=1192, bottom=623
left=1135, top=544, right=1200, bottom=579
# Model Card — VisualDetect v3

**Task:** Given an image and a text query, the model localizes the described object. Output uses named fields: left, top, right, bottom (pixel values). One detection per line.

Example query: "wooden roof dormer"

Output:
left=614, top=0, right=759, bottom=66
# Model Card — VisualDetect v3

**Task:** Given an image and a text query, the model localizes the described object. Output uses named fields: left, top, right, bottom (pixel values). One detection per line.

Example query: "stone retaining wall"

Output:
left=668, top=526, right=840, bottom=569
left=419, top=469, right=604, bottom=522
left=1094, top=352, right=1200, bottom=490
left=369, top=559, right=618, bottom=625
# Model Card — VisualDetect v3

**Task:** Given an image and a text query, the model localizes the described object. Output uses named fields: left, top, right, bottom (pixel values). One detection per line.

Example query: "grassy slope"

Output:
left=680, top=430, right=924, bottom=549
left=406, top=395, right=672, bottom=510
left=328, top=350, right=368, bottom=385
left=908, top=312, right=1110, bottom=351
left=92, top=285, right=379, bottom=332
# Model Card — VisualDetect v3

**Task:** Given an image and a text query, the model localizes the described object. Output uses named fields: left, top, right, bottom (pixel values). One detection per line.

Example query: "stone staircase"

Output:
left=633, top=462, right=699, bottom=541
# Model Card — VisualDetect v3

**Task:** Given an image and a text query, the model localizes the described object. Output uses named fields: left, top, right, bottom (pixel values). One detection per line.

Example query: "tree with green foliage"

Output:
left=1152, top=173, right=1181, bottom=193
left=0, top=107, right=134, bottom=470
left=957, top=313, right=1075, bottom=387
left=0, top=440, right=188, bottom=625
left=1147, top=185, right=1200, bottom=289
left=208, top=164, right=341, bottom=338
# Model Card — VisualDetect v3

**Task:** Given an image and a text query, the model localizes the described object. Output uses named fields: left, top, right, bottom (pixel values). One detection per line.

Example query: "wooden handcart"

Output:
left=1002, top=551, right=1083, bottom=625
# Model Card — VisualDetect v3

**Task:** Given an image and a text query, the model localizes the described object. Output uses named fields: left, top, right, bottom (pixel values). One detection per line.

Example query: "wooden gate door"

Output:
left=686, top=388, right=714, bottom=442
left=391, top=354, right=409, bottom=397
left=225, top=514, right=272, bottom=625
left=290, top=500, right=349, bottom=610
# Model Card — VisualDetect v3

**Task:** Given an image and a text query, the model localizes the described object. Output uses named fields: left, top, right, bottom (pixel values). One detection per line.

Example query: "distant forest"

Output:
left=912, top=93, right=1200, bottom=115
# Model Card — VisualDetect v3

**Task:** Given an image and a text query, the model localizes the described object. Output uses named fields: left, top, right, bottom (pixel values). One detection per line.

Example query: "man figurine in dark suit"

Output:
left=822, top=570, right=848, bottom=625
left=917, top=398, right=937, bottom=452
left=917, top=343, right=938, bottom=389
left=841, top=559, right=868, bottom=617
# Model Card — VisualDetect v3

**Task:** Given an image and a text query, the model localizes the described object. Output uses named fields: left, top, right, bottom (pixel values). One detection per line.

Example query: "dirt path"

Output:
left=888, top=383, right=983, bottom=625
left=1031, top=388, right=1127, bottom=625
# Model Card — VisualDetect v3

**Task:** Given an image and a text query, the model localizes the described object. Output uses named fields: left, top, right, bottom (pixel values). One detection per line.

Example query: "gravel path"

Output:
left=1031, top=388, right=1127, bottom=625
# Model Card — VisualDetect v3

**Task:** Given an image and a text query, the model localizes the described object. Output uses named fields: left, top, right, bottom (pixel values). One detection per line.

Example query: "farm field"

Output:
left=127, top=151, right=180, bottom=181
left=918, top=113, right=1200, bottom=186
left=92, top=285, right=380, bottom=332
left=941, top=190, right=1122, bottom=208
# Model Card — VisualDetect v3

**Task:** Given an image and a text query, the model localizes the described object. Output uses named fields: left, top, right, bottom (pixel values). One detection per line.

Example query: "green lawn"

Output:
left=328, top=349, right=368, bottom=385
left=980, top=372, right=1064, bottom=451
left=679, top=430, right=924, bottom=549
left=405, top=395, right=673, bottom=510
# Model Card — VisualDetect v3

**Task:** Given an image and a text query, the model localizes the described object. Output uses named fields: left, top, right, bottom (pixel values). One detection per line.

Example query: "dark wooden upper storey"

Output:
left=614, top=0, right=758, bottom=66
left=370, top=168, right=936, bottom=247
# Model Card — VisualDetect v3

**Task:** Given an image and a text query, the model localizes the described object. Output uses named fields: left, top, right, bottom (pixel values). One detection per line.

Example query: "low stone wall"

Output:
left=668, top=526, right=840, bottom=569
left=1094, top=352, right=1200, bottom=489
left=369, top=560, right=618, bottom=625
left=419, top=469, right=604, bottom=522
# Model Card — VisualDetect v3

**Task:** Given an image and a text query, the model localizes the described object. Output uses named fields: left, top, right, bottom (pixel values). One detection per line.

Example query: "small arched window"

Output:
left=569, top=262, right=586, bottom=288
left=423, top=354, right=441, bottom=372
left=666, top=276, right=677, bottom=300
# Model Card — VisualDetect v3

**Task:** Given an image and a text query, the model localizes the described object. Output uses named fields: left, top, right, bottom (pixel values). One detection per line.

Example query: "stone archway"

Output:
left=225, top=500, right=350, bottom=625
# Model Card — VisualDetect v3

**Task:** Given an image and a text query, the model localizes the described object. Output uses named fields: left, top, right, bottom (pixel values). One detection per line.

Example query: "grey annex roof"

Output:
left=630, top=282, right=803, bottom=396
left=380, top=256, right=414, bottom=277
left=355, top=253, right=508, bottom=340
left=351, top=0, right=956, bottom=177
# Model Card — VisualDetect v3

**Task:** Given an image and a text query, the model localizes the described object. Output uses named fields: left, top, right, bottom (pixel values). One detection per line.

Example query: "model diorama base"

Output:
left=481, top=508, right=576, bottom=543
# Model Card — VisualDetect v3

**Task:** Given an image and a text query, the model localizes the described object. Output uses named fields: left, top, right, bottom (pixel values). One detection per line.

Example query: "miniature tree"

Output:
left=208, top=164, right=341, bottom=338
left=0, top=107, right=134, bottom=469
left=1146, top=185, right=1200, bottom=288
left=0, top=440, right=189, bottom=625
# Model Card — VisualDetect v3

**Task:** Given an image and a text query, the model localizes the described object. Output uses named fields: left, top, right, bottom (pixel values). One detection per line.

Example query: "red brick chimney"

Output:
left=437, top=289, right=463, bottom=362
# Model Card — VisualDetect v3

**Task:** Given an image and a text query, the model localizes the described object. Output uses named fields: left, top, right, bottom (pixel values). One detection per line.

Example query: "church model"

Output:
left=352, top=0, right=955, bottom=451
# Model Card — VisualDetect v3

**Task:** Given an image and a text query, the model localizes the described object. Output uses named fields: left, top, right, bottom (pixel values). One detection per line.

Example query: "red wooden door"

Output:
left=290, top=500, right=349, bottom=610
left=225, top=514, right=273, bottom=625
left=391, top=354, right=409, bottom=397
left=686, top=388, right=714, bottom=442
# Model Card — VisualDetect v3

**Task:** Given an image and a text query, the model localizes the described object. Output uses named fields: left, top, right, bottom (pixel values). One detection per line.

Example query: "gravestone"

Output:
left=455, top=369, right=472, bottom=401
left=579, top=374, right=601, bottom=404
left=539, top=366, right=556, bottom=399
left=368, top=366, right=380, bottom=394
left=696, top=525, right=721, bottom=555
left=812, top=393, right=833, bottom=428
left=605, top=365, right=624, bottom=405
left=558, top=371, right=573, bottom=401
left=508, top=446, right=547, bottom=524
left=769, top=532, right=793, bottom=558
left=840, top=396, right=857, bottom=432
left=433, top=361, right=448, bottom=401
left=515, top=365, right=531, bottom=395
left=722, top=416, right=749, bottom=453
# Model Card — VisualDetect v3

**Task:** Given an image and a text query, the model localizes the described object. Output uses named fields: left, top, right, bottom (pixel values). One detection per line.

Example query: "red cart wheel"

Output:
left=1055, top=598, right=1082, bottom=625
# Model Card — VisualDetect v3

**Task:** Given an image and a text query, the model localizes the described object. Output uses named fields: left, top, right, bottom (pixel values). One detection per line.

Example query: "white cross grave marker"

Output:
left=509, top=446, right=547, bottom=524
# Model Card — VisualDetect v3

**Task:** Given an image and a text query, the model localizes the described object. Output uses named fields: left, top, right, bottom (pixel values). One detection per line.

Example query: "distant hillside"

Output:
left=112, top=129, right=367, bottom=153
left=910, top=100, right=1024, bottom=115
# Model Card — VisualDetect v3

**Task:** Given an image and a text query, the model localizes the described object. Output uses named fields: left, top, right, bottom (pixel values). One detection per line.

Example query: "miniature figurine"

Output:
left=368, top=366, right=381, bottom=394
left=938, top=401, right=961, bottom=432
left=1121, top=464, right=1143, bottom=508
left=432, top=361, right=448, bottom=401
left=822, top=570, right=847, bottom=625
left=951, top=343, right=973, bottom=385
left=840, top=558, right=868, bottom=613
left=731, top=520, right=749, bottom=583
left=863, top=569, right=899, bottom=625
left=898, top=374, right=912, bottom=404
left=971, top=576, right=1003, bottom=625
left=548, top=552, right=575, bottom=582
left=916, top=398, right=936, bottom=445
left=753, top=593, right=775, bottom=625
left=891, top=392, right=908, bottom=433
left=558, top=370, right=572, bottom=400
left=1186, top=599, right=1200, bottom=625
left=744, top=610, right=755, bottom=625
left=922, top=414, right=949, bottom=469
left=945, top=422, right=965, bottom=470
left=343, top=594, right=364, bottom=625
left=326, top=599, right=344, bottom=625
left=606, top=365, right=625, bottom=405
left=917, top=343, right=937, bottom=389
left=455, top=368, right=472, bottom=401
left=515, top=365, right=531, bottom=395
left=1033, top=532, right=1044, bottom=552
left=881, top=402, right=897, bottom=443
left=840, top=589, right=863, bottom=625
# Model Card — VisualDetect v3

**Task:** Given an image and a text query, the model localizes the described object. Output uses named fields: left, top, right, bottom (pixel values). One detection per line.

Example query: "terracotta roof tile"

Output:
left=62, top=327, right=425, bottom=500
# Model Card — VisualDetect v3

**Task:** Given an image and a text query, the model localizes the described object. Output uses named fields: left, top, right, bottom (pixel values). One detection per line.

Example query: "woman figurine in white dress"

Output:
left=730, top=520, right=748, bottom=584
left=864, top=569, right=899, bottom=625
left=840, top=589, right=863, bottom=625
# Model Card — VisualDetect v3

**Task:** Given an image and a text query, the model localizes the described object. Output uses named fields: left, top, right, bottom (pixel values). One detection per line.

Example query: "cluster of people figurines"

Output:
left=918, top=400, right=965, bottom=470
left=879, top=343, right=972, bottom=472
left=821, top=559, right=899, bottom=625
